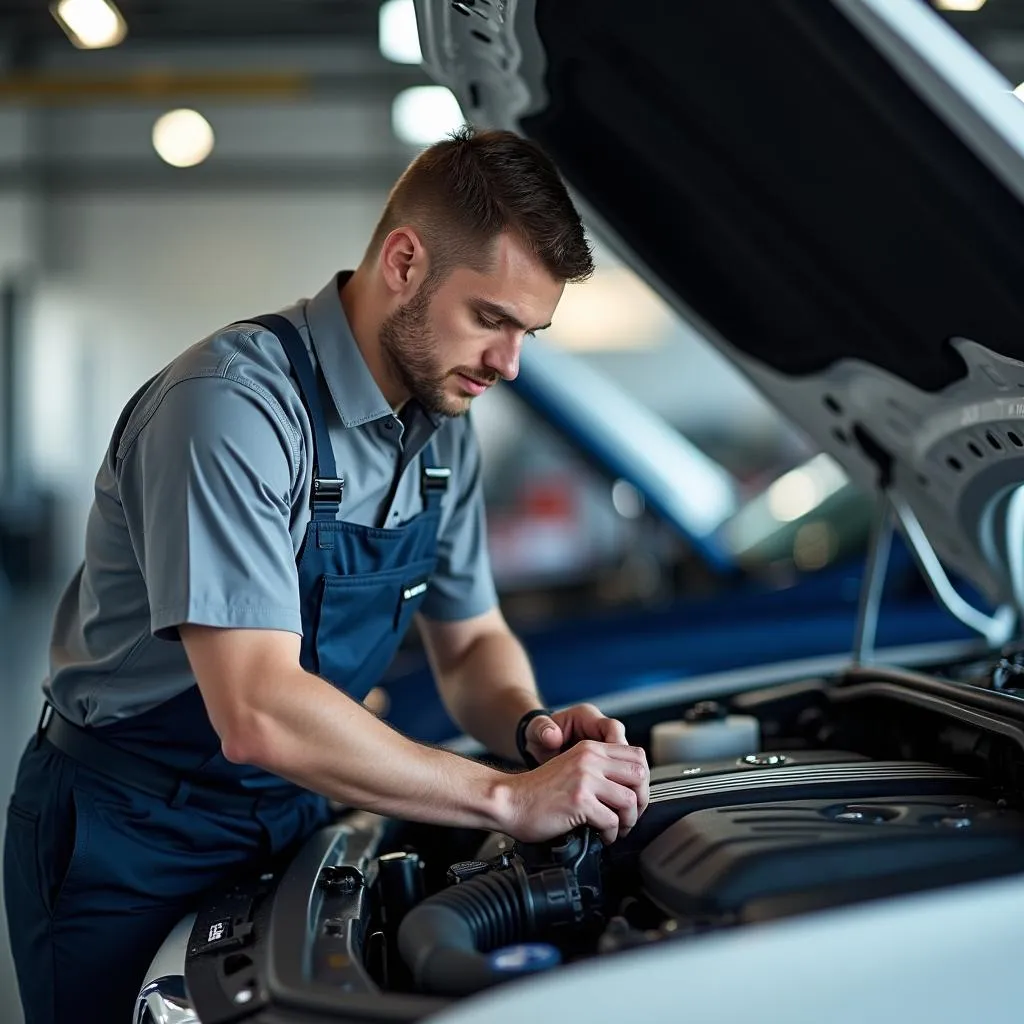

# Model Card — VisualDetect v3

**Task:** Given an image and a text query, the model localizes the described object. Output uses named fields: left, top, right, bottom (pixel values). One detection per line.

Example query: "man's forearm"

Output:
left=220, top=666, right=514, bottom=831
left=435, top=630, right=544, bottom=762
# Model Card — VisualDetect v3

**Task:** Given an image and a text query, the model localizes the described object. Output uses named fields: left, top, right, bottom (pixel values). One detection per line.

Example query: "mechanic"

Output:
left=3, top=126, right=650, bottom=1024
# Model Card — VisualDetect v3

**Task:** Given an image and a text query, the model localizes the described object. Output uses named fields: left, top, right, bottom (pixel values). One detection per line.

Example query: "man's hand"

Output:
left=523, top=703, right=627, bottom=766
left=503, top=740, right=649, bottom=845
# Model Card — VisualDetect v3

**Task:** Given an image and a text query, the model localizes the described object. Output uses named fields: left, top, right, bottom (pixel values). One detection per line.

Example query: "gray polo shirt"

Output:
left=46, top=272, right=498, bottom=727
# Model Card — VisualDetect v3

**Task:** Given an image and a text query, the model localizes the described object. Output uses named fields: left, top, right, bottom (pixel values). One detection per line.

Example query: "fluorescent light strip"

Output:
left=379, top=0, right=423, bottom=65
left=50, top=0, right=127, bottom=49
left=935, top=0, right=987, bottom=11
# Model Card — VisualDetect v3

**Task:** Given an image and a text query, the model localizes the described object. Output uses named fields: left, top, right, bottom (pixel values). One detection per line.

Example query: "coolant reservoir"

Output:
left=651, top=701, right=760, bottom=766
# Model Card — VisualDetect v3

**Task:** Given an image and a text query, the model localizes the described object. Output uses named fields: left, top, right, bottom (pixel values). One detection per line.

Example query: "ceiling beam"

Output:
left=0, top=67, right=430, bottom=104
left=0, top=156, right=413, bottom=193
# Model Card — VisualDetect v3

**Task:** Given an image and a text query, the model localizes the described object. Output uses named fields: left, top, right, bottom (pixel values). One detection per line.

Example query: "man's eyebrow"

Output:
left=472, top=298, right=552, bottom=333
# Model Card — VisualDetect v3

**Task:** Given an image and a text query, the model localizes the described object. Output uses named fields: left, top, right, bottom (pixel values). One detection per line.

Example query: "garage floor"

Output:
left=1, top=586, right=58, bottom=1024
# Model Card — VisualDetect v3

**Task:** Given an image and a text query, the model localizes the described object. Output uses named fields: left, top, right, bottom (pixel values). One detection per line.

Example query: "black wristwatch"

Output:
left=515, top=708, right=550, bottom=769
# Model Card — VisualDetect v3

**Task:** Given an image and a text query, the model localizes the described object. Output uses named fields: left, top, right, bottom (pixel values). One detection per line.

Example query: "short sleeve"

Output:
left=117, top=375, right=303, bottom=640
left=420, top=419, right=499, bottom=621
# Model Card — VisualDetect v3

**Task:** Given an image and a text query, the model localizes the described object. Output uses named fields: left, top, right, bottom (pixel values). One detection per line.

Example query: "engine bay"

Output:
left=173, top=652, right=1024, bottom=1023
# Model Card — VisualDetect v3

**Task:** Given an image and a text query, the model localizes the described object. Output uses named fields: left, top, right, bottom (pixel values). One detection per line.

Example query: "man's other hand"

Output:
left=524, top=703, right=627, bottom=765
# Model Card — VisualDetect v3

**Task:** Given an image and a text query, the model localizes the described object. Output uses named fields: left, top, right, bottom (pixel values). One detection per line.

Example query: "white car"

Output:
left=137, top=1, right=1024, bottom=1021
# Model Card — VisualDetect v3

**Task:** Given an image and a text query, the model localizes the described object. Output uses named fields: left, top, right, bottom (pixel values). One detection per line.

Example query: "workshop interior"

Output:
left=6, top=1, right=1024, bottom=1022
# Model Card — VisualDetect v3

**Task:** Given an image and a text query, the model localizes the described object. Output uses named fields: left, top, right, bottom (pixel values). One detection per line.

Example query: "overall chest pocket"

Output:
left=312, top=556, right=437, bottom=697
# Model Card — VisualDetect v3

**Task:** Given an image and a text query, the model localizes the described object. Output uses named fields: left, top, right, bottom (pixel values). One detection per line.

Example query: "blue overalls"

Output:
left=3, top=314, right=448, bottom=1024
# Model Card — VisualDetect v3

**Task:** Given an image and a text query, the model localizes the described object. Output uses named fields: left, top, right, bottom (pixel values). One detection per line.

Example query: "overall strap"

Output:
left=245, top=314, right=342, bottom=520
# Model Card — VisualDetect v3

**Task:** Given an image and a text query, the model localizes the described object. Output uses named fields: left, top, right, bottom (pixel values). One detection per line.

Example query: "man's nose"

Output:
left=483, top=332, right=522, bottom=382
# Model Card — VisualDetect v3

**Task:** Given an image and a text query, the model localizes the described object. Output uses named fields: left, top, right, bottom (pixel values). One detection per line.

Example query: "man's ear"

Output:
left=378, top=226, right=428, bottom=298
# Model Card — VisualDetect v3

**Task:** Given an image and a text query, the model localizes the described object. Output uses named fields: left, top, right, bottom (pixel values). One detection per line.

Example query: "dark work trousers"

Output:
left=4, top=740, right=330, bottom=1024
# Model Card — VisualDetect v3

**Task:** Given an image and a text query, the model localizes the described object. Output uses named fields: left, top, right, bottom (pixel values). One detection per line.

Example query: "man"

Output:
left=4, top=126, right=650, bottom=1024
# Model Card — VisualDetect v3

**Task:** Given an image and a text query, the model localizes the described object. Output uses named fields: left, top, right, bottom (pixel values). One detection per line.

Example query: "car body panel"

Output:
left=428, top=869, right=1024, bottom=1024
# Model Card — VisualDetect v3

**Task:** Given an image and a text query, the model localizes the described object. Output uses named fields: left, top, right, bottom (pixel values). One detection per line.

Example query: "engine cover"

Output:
left=622, top=751, right=989, bottom=852
left=640, top=793, right=1024, bottom=923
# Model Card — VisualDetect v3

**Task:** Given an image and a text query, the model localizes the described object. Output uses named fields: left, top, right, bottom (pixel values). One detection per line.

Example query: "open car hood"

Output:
left=417, top=0, right=1024, bottom=637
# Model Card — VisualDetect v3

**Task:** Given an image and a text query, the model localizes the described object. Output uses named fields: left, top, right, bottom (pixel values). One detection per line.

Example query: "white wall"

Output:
left=0, top=197, right=34, bottom=275
left=0, top=109, right=42, bottom=275
left=22, top=189, right=387, bottom=570
left=46, top=190, right=387, bottom=428
left=0, top=108, right=41, bottom=495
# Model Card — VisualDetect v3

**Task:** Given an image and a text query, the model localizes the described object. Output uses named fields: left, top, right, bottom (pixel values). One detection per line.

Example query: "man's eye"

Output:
left=476, top=314, right=500, bottom=330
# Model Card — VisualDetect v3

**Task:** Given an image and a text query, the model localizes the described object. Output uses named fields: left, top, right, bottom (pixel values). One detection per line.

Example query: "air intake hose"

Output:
left=397, top=860, right=582, bottom=995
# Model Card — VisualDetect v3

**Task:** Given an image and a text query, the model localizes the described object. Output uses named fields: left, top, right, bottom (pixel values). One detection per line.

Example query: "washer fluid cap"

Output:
left=488, top=943, right=561, bottom=975
left=684, top=701, right=728, bottom=723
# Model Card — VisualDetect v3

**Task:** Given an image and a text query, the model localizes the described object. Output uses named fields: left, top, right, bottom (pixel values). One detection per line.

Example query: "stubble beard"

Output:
left=378, top=286, right=469, bottom=418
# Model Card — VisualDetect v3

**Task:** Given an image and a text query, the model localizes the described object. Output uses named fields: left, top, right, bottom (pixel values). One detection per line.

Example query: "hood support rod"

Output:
left=853, top=499, right=895, bottom=666
left=854, top=493, right=1016, bottom=666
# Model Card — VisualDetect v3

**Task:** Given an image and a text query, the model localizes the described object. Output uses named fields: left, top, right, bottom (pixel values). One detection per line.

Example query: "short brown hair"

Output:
left=369, top=125, right=593, bottom=284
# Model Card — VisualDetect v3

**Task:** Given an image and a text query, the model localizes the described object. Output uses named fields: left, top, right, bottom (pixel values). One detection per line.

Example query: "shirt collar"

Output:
left=303, top=271, right=394, bottom=429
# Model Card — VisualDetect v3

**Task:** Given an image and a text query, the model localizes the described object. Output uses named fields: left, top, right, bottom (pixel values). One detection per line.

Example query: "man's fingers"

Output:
left=529, top=715, right=563, bottom=750
left=636, top=779, right=650, bottom=816
left=596, top=757, right=649, bottom=788
left=592, top=778, right=639, bottom=835
left=573, top=740, right=649, bottom=816
left=509, top=729, right=651, bottom=845
left=582, top=740, right=648, bottom=764
left=598, top=717, right=627, bottom=744
left=584, top=799, right=621, bottom=845
left=594, top=759, right=649, bottom=818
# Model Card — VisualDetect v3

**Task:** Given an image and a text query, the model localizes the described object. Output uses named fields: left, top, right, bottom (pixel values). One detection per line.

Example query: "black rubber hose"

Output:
left=397, top=867, right=534, bottom=995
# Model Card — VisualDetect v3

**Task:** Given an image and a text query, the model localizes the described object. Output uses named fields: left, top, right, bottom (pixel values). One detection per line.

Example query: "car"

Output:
left=135, top=1, right=1024, bottom=1021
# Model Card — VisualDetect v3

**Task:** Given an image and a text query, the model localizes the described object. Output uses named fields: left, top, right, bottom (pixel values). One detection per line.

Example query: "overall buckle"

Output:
left=421, top=466, right=451, bottom=501
left=312, top=476, right=344, bottom=512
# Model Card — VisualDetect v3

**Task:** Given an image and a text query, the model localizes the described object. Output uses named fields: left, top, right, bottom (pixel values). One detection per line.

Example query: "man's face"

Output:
left=379, top=232, right=564, bottom=418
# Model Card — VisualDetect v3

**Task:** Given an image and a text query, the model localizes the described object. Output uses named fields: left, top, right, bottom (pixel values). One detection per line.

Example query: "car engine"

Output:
left=151, top=655, right=1024, bottom=1023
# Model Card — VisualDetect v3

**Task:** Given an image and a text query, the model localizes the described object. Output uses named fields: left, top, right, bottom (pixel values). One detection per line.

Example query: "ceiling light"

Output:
left=152, top=109, right=215, bottom=169
left=50, top=0, right=127, bottom=49
left=1014, top=83, right=1024, bottom=102
left=379, top=0, right=422, bottom=65
left=766, top=453, right=847, bottom=523
left=767, top=469, right=821, bottom=523
left=392, top=86, right=464, bottom=147
left=934, top=0, right=987, bottom=11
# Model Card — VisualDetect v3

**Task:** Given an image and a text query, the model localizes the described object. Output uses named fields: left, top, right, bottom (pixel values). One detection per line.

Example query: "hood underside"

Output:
left=418, top=0, right=1024, bottom=626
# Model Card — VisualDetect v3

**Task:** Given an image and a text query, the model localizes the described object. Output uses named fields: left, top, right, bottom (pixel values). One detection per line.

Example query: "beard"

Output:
left=379, top=284, right=496, bottom=418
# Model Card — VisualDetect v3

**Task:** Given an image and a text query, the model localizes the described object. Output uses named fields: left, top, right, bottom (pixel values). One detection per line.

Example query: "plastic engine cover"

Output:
left=640, top=796, right=1024, bottom=923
